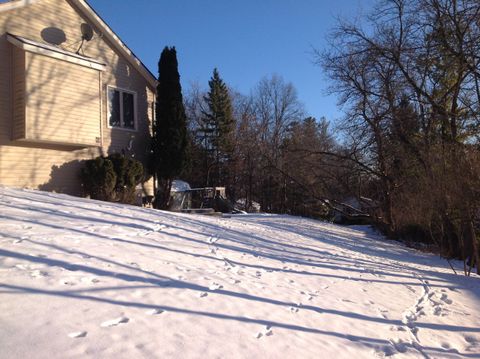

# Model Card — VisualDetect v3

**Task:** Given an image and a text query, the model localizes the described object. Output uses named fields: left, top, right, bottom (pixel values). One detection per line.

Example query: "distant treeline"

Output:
left=173, top=0, right=480, bottom=275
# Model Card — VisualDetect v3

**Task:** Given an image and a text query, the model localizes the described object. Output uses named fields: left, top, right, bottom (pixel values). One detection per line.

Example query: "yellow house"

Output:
left=0, top=0, right=156, bottom=196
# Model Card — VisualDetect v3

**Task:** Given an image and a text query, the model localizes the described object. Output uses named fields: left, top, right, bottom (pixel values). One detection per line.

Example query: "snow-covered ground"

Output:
left=0, top=186, right=479, bottom=359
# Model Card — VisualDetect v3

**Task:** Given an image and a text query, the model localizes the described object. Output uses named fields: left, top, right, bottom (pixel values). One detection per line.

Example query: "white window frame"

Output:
left=107, top=85, right=138, bottom=131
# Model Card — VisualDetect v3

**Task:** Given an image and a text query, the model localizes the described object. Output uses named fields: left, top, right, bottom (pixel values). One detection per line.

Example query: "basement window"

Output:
left=108, top=87, right=137, bottom=130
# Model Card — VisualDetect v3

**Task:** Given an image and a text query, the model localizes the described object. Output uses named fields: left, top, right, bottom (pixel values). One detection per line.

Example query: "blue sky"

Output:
left=88, top=0, right=375, bottom=124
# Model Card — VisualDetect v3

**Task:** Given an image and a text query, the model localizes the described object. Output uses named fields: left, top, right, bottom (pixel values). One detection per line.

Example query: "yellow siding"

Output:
left=0, top=144, right=100, bottom=195
left=0, top=0, right=155, bottom=194
left=24, top=51, right=101, bottom=146
left=12, top=46, right=25, bottom=140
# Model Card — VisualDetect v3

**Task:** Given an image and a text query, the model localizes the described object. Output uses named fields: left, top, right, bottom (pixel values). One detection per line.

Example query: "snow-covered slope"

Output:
left=0, top=186, right=479, bottom=358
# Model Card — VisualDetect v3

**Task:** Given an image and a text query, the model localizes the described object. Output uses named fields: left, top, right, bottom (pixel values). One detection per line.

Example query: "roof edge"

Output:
left=0, top=0, right=158, bottom=89
left=72, top=0, right=157, bottom=89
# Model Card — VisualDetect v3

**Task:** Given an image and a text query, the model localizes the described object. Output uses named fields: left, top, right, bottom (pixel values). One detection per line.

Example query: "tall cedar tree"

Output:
left=201, top=68, right=235, bottom=187
left=153, top=47, right=188, bottom=208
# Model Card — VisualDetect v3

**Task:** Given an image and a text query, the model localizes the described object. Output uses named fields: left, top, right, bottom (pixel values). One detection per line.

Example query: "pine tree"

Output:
left=153, top=47, right=188, bottom=208
left=200, top=68, right=235, bottom=187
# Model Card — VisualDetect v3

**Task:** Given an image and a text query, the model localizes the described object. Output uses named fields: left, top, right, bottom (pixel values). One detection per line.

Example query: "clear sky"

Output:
left=88, top=0, right=375, bottom=124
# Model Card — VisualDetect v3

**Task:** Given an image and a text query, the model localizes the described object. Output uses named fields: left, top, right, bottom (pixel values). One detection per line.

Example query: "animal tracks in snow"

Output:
left=389, top=338, right=408, bottom=354
left=68, top=331, right=87, bottom=338
left=255, top=325, right=274, bottom=339
left=2, top=187, right=479, bottom=358
left=300, top=290, right=318, bottom=302
left=464, top=335, right=480, bottom=352
left=382, top=274, right=458, bottom=357
left=208, top=282, right=223, bottom=291
left=208, top=236, right=219, bottom=244
left=30, top=269, right=48, bottom=278
left=100, top=316, right=129, bottom=328
left=145, top=308, right=165, bottom=315
left=72, top=309, right=167, bottom=340
left=197, top=282, right=224, bottom=297
left=81, top=276, right=100, bottom=284
left=152, top=223, right=166, bottom=232
left=440, top=293, right=453, bottom=305
left=59, top=276, right=100, bottom=286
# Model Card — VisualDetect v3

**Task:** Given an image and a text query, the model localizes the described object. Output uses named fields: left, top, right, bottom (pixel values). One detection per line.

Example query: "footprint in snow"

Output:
left=441, top=342, right=452, bottom=349
left=464, top=336, right=480, bottom=353
left=390, top=339, right=408, bottom=353
left=376, top=308, right=390, bottom=319
left=30, top=270, right=48, bottom=278
left=208, top=236, right=219, bottom=244
left=100, top=317, right=129, bottom=327
left=208, top=282, right=223, bottom=291
left=440, top=293, right=453, bottom=305
left=81, top=277, right=100, bottom=284
left=68, top=331, right=87, bottom=338
left=374, top=345, right=396, bottom=357
left=59, top=279, right=76, bottom=286
left=464, top=335, right=480, bottom=347
left=265, top=327, right=273, bottom=336
left=146, top=308, right=164, bottom=315
left=433, top=306, right=443, bottom=316
left=255, top=326, right=273, bottom=339
left=151, top=224, right=166, bottom=232
left=301, top=291, right=317, bottom=301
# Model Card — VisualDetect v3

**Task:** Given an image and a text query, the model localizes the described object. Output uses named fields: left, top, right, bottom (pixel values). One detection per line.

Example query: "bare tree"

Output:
left=317, top=0, right=480, bottom=273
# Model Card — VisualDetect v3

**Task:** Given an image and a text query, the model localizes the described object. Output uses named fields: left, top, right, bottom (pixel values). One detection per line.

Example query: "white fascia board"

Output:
left=7, top=33, right=106, bottom=71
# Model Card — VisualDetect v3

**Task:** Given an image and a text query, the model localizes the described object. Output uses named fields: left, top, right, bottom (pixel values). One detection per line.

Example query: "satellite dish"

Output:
left=76, top=23, right=94, bottom=54
left=81, top=23, right=94, bottom=41
left=41, top=27, right=66, bottom=45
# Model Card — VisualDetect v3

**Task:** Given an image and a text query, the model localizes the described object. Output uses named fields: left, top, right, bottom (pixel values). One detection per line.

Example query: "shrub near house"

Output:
left=80, top=154, right=143, bottom=204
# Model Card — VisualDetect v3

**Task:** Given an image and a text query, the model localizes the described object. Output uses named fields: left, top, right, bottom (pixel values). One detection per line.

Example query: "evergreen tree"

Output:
left=153, top=47, right=188, bottom=208
left=200, top=68, right=235, bottom=187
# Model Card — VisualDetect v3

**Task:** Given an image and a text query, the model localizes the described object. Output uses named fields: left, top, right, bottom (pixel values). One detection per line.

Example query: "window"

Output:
left=108, top=87, right=136, bottom=130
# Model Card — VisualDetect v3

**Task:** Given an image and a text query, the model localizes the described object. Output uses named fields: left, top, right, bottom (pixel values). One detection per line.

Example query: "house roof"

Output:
left=0, top=0, right=157, bottom=89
